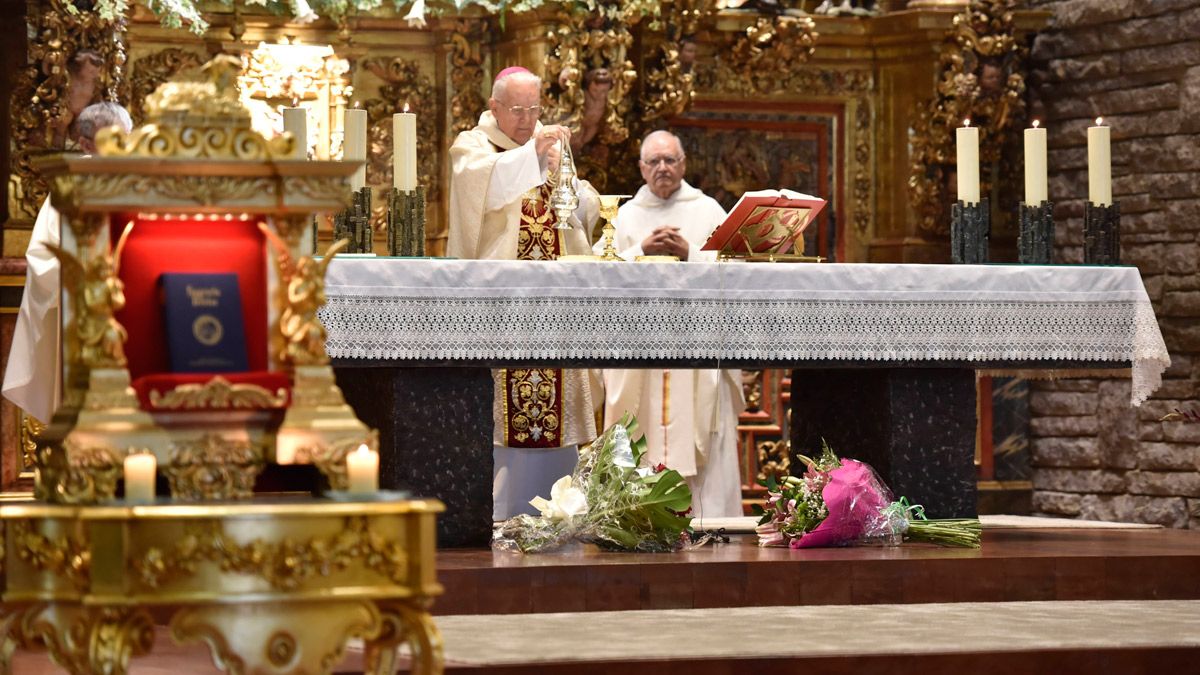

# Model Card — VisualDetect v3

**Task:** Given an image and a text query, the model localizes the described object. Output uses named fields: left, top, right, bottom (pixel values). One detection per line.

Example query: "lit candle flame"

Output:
left=963, top=119, right=971, bottom=128
left=355, top=444, right=370, bottom=456
left=403, top=102, right=410, bottom=113
left=1032, top=119, right=1040, bottom=129
left=1095, top=116, right=1104, bottom=126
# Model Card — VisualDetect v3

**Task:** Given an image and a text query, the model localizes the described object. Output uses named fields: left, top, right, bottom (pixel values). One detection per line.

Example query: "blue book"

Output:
left=159, top=273, right=249, bottom=373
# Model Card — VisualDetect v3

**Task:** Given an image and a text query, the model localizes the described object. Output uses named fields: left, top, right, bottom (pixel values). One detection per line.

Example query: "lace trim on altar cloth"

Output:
left=319, top=294, right=1169, bottom=407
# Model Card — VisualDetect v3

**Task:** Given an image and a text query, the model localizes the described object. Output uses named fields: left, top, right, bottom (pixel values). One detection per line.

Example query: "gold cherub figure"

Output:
left=258, top=223, right=349, bottom=366
left=48, top=221, right=135, bottom=369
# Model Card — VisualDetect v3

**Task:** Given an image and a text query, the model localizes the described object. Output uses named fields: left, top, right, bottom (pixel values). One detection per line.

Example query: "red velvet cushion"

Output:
left=113, top=214, right=270, bottom=381
left=134, top=371, right=291, bottom=411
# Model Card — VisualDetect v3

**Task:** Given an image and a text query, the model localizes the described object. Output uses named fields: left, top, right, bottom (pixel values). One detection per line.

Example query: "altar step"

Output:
left=431, top=600, right=1200, bottom=674
left=436, top=526, right=1200, bottom=615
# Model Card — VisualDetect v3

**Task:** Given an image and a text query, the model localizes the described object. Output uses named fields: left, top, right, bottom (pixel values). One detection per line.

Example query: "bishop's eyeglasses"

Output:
left=502, top=104, right=542, bottom=119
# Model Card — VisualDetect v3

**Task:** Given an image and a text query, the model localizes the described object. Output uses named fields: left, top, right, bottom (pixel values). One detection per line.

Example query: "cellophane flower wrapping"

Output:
left=493, top=414, right=693, bottom=553
left=755, top=441, right=980, bottom=549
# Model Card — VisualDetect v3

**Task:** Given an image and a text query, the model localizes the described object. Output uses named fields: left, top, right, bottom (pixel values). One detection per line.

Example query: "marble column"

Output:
left=335, top=365, right=493, bottom=547
left=790, top=368, right=978, bottom=518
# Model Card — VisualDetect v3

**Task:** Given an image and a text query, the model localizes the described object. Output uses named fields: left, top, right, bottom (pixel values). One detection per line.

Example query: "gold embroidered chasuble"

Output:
left=447, top=112, right=600, bottom=448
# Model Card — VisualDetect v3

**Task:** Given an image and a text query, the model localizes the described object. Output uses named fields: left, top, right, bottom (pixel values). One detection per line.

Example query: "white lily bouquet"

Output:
left=493, top=415, right=694, bottom=553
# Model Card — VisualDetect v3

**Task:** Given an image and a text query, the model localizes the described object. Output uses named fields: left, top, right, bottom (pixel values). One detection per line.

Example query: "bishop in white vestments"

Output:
left=3, top=102, right=133, bottom=425
left=448, top=67, right=602, bottom=520
left=597, top=130, right=747, bottom=517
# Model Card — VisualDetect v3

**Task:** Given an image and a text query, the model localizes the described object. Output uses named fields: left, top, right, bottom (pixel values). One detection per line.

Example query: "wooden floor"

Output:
left=437, top=527, right=1200, bottom=614
left=9, top=527, right=1200, bottom=673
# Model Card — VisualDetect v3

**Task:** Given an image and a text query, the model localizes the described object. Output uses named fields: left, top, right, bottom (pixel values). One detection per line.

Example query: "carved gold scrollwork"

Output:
left=171, top=601, right=381, bottom=675
left=542, top=2, right=641, bottom=193
left=11, top=519, right=91, bottom=590
left=909, top=0, right=1026, bottom=234
left=293, top=431, right=379, bottom=490
left=131, top=516, right=407, bottom=591
left=163, top=434, right=264, bottom=501
left=8, top=0, right=127, bottom=224
left=60, top=171, right=278, bottom=210
left=43, top=440, right=123, bottom=504
left=97, top=55, right=295, bottom=161
left=853, top=101, right=873, bottom=233
left=756, top=439, right=792, bottom=484
left=19, top=413, right=46, bottom=474
left=362, top=57, right=439, bottom=201
left=128, top=48, right=204, bottom=122
left=448, top=19, right=488, bottom=137
left=697, top=14, right=819, bottom=96
left=288, top=175, right=355, bottom=205
left=365, top=601, right=445, bottom=675
left=639, top=0, right=711, bottom=124
left=23, top=605, right=154, bottom=675
left=149, top=376, right=288, bottom=410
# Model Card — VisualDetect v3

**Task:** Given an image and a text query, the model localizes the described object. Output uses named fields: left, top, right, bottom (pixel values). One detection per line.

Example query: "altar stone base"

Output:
left=790, top=368, right=978, bottom=519
left=335, top=366, right=494, bottom=546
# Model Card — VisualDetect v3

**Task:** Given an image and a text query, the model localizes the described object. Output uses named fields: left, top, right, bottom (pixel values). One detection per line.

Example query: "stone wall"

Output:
left=1026, top=0, right=1200, bottom=528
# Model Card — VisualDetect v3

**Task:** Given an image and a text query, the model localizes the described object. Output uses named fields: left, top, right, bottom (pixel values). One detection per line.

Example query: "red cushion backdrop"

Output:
left=113, top=215, right=270, bottom=382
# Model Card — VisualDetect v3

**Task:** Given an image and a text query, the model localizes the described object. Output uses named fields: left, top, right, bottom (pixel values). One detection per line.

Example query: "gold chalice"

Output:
left=597, top=194, right=632, bottom=261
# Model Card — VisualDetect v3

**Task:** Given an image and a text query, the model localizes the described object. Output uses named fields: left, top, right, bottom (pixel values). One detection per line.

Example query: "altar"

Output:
left=322, top=258, right=1169, bottom=546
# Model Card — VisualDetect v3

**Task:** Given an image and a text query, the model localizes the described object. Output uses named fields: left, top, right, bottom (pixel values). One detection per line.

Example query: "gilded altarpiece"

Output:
left=3, top=2, right=1049, bottom=505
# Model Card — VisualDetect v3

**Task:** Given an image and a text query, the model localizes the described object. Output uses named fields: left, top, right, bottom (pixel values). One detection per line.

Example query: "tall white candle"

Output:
left=1088, top=117, right=1112, bottom=206
left=282, top=107, right=308, bottom=160
left=346, top=444, right=379, bottom=494
left=956, top=120, right=980, bottom=205
left=1024, top=120, right=1048, bottom=204
left=124, top=453, right=157, bottom=503
left=393, top=107, right=418, bottom=191
left=344, top=108, right=367, bottom=190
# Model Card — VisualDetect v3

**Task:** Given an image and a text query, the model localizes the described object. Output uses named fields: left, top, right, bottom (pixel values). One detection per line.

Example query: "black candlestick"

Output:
left=387, top=186, right=426, bottom=257
left=1018, top=200, right=1055, bottom=264
left=333, top=187, right=374, bottom=254
left=1083, top=201, right=1120, bottom=265
left=951, top=198, right=990, bottom=264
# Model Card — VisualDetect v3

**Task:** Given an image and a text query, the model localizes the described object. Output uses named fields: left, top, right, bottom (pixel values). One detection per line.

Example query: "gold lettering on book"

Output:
left=185, top=285, right=221, bottom=307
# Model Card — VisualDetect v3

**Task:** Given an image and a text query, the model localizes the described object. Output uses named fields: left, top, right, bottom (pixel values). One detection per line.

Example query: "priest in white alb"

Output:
left=448, top=66, right=602, bottom=520
left=4, top=102, right=134, bottom=425
left=596, top=130, right=746, bottom=517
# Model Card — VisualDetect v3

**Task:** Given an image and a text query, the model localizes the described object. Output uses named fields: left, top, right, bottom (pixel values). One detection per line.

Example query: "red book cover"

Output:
left=701, top=190, right=827, bottom=255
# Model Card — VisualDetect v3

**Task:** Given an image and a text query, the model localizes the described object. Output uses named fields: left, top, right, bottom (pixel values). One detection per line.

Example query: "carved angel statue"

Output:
left=47, top=221, right=135, bottom=369
left=259, top=223, right=349, bottom=366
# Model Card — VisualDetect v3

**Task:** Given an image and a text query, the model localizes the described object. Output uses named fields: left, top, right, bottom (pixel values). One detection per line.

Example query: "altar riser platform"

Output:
left=442, top=650, right=1200, bottom=675
left=435, top=529, right=1200, bottom=615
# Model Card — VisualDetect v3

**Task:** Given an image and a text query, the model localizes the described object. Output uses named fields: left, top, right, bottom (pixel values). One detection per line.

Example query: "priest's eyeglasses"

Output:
left=503, top=104, right=542, bottom=118
left=640, top=155, right=683, bottom=168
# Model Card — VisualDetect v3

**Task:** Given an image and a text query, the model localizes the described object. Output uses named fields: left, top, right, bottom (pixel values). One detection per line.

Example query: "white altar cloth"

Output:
left=320, top=259, right=1169, bottom=406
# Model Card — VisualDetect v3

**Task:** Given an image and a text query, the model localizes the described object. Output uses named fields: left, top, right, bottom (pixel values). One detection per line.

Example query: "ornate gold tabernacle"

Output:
left=1, top=57, right=444, bottom=674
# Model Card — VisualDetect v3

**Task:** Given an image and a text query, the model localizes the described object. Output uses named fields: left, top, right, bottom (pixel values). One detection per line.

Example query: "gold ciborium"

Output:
left=597, top=194, right=633, bottom=261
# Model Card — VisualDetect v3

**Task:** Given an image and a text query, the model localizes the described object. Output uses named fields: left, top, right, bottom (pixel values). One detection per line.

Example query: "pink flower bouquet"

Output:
left=755, top=442, right=980, bottom=549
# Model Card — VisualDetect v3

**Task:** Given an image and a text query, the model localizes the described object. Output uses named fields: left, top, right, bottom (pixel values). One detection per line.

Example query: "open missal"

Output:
left=160, top=272, right=249, bottom=373
left=701, top=189, right=827, bottom=257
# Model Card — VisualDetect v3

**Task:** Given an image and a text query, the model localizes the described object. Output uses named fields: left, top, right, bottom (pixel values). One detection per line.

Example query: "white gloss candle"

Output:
left=344, top=108, right=367, bottom=190
left=393, top=108, right=418, bottom=191
left=1024, top=120, right=1048, bottom=204
left=124, top=453, right=156, bottom=503
left=282, top=107, right=308, bottom=160
left=346, top=444, right=379, bottom=494
left=1088, top=117, right=1112, bottom=206
left=956, top=120, right=980, bottom=205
